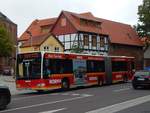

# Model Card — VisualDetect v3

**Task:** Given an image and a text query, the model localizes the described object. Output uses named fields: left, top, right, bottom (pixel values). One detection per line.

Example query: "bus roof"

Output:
left=18, top=51, right=135, bottom=59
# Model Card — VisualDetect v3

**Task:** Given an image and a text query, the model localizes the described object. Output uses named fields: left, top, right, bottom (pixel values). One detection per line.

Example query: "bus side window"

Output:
left=60, top=66, right=64, bottom=73
left=87, top=60, right=105, bottom=72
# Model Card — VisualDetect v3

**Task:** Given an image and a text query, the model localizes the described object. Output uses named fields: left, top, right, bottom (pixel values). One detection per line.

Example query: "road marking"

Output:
left=113, top=87, right=131, bottom=92
left=82, top=94, right=93, bottom=97
left=39, top=108, right=66, bottom=113
left=0, top=94, right=92, bottom=113
left=61, top=93, right=69, bottom=96
left=13, top=94, right=50, bottom=101
left=13, top=93, right=59, bottom=101
left=50, top=93, right=59, bottom=96
left=72, top=93, right=80, bottom=96
left=86, top=95, right=150, bottom=113
left=13, top=93, right=91, bottom=101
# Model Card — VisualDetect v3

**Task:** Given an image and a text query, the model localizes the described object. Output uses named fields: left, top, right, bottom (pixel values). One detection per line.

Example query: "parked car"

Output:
left=0, top=85, right=11, bottom=110
left=132, top=70, right=150, bottom=89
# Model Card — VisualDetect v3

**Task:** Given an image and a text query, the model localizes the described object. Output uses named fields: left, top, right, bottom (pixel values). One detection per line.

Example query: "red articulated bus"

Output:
left=16, top=51, right=135, bottom=92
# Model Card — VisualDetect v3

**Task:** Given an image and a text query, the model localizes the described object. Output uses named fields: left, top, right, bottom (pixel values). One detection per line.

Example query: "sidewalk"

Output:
left=0, top=75, right=33, bottom=95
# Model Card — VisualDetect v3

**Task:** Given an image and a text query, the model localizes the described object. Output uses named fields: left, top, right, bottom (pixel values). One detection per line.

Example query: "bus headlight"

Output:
left=37, top=83, right=45, bottom=87
left=16, top=84, right=21, bottom=88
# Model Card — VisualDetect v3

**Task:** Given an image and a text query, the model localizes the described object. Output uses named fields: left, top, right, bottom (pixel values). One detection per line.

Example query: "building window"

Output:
left=58, top=35, right=64, bottom=42
left=65, top=42, right=70, bottom=49
left=44, top=46, right=49, bottom=51
left=70, top=34, right=76, bottom=42
left=92, top=35, right=97, bottom=47
left=83, top=34, right=89, bottom=46
left=100, top=37, right=105, bottom=47
left=55, top=47, right=60, bottom=52
left=64, top=34, right=70, bottom=42
left=61, top=18, right=66, bottom=27
left=80, top=19, right=88, bottom=26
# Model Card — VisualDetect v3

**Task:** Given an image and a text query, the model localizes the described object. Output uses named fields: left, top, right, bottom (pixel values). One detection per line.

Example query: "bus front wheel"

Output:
left=123, top=75, right=128, bottom=83
left=61, top=79, right=69, bottom=91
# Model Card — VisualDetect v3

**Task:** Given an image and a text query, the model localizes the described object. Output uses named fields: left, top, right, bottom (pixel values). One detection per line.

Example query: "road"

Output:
left=1, top=82, right=150, bottom=113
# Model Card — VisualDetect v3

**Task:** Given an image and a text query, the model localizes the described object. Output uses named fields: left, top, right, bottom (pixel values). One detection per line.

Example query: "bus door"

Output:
left=73, top=59, right=87, bottom=85
left=23, top=60, right=31, bottom=79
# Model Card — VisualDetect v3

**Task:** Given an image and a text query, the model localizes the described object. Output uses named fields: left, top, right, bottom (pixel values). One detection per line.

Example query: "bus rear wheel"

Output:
left=61, top=79, right=69, bottom=91
left=37, top=90, right=45, bottom=93
left=123, top=75, right=128, bottom=83
left=98, top=78, right=103, bottom=86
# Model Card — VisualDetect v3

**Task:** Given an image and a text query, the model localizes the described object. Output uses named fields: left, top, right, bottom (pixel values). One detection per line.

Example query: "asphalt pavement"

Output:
left=0, top=81, right=150, bottom=113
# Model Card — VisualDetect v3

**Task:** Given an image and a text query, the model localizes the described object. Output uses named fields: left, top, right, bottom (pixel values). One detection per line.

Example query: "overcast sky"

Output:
left=0, top=0, right=142, bottom=36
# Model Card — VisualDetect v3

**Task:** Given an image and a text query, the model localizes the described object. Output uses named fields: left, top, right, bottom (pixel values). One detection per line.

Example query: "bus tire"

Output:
left=123, top=75, right=128, bottom=83
left=61, top=78, right=69, bottom=91
left=98, top=78, right=103, bottom=86
left=37, top=90, right=44, bottom=93
left=0, top=95, right=8, bottom=110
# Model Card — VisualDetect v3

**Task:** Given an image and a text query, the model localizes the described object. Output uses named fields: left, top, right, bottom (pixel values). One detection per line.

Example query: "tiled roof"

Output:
left=96, top=18, right=143, bottom=46
left=19, top=17, right=57, bottom=41
left=21, top=33, right=63, bottom=47
left=19, top=10, right=143, bottom=47
left=21, top=34, right=49, bottom=47
left=38, top=18, right=57, bottom=26
left=0, top=12, right=16, bottom=25
left=60, top=11, right=143, bottom=46
left=61, top=11, right=104, bottom=35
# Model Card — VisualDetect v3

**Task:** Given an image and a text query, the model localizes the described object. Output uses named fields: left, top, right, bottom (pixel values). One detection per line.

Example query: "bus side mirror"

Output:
left=132, top=69, right=136, bottom=74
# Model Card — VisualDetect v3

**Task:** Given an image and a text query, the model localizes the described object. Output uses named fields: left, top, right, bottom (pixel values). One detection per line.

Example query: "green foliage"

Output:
left=70, top=45, right=83, bottom=53
left=0, top=26, right=13, bottom=57
left=136, top=0, right=150, bottom=38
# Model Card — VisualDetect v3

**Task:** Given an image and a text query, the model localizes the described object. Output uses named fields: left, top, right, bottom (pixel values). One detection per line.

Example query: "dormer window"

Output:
left=127, top=33, right=132, bottom=39
left=41, top=25, right=51, bottom=33
left=80, top=19, right=101, bottom=28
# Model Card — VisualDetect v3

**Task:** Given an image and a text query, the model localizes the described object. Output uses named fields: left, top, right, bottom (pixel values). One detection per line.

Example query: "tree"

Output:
left=137, top=0, right=150, bottom=37
left=136, top=0, right=150, bottom=51
left=0, top=26, right=13, bottom=57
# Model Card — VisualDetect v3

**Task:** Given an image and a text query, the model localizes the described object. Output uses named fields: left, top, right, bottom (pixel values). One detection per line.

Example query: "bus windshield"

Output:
left=16, top=53, right=41, bottom=80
